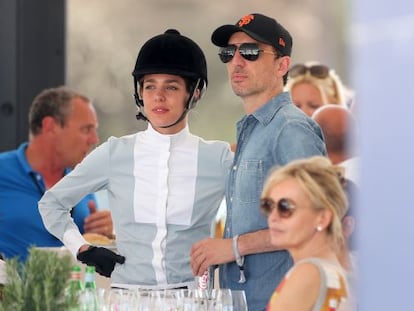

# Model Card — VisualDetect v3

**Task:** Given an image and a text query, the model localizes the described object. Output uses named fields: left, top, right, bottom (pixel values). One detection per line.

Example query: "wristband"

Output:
left=232, top=235, right=243, bottom=265
left=232, top=234, right=246, bottom=283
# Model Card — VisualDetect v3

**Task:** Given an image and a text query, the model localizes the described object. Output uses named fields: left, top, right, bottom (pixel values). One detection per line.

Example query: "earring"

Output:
left=316, top=225, right=323, bottom=232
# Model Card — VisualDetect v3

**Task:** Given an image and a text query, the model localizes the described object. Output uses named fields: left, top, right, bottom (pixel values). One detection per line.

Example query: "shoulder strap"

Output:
left=295, top=258, right=328, bottom=311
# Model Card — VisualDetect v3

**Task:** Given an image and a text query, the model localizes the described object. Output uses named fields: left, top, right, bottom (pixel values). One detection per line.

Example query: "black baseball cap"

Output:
left=211, top=13, right=292, bottom=56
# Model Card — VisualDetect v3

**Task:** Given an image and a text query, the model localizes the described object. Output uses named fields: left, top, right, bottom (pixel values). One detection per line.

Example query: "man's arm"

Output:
left=190, top=229, right=279, bottom=276
left=237, top=229, right=277, bottom=255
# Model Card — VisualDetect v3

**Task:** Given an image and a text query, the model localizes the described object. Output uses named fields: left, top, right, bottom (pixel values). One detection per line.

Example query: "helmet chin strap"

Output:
left=134, top=93, right=149, bottom=122
left=134, top=78, right=201, bottom=129
left=134, top=78, right=149, bottom=122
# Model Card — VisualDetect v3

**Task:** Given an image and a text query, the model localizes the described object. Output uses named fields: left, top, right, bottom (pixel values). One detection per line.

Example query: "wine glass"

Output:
left=135, top=289, right=151, bottom=311
left=147, top=289, right=164, bottom=310
left=210, top=288, right=233, bottom=311
left=181, top=289, right=197, bottom=311
left=188, top=289, right=209, bottom=311
left=106, top=288, right=138, bottom=310
left=163, top=289, right=185, bottom=311
left=231, top=290, right=247, bottom=311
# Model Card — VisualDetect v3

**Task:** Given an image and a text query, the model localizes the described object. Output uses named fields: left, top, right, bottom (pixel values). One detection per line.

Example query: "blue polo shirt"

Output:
left=0, top=143, right=95, bottom=261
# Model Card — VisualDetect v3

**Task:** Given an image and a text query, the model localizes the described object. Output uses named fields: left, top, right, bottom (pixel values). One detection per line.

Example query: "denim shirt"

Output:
left=220, top=92, right=327, bottom=311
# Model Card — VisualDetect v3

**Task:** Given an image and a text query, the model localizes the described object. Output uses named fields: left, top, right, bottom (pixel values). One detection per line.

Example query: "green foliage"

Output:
left=0, top=248, right=78, bottom=311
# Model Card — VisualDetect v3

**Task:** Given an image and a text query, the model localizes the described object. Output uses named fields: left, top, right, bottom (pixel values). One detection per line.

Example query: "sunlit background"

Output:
left=3, top=1, right=414, bottom=309
left=66, top=0, right=350, bottom=143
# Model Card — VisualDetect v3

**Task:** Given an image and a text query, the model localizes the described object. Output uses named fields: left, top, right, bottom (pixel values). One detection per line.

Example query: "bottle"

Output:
left=195, top=267, right=215, bottom=294
left=82, top=266, right=98, bottom=311
left=328, top=298, right=338, bottom=311
left=69, top=265, right=84, bottom=292
left=196, top=270, right=209, bottom=290
left=84, top=266, right=96, bottom=289
left=67, top=265, right=83, bottom=310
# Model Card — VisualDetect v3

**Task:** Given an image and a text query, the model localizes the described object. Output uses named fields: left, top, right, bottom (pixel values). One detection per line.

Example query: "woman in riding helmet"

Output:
left=39, top=29, right=233, bottom=289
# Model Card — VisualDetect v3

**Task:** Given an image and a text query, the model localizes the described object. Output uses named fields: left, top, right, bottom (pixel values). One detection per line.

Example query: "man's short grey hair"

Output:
left=28, top=86, right=90, bottom=136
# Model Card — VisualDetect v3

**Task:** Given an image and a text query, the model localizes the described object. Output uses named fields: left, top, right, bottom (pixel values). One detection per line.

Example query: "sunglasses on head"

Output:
left=260, top=198, right=296, bottom=218
left=218, top=43, right=278, bottom=63
left=288, top=64, right=330, bottom=79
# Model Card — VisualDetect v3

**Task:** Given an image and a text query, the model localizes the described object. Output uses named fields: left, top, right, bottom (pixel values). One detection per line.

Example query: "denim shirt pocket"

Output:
left=235, top=159, right=264, bottom=204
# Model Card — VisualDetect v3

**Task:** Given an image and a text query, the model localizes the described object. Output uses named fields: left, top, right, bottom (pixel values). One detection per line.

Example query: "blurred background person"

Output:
left=261, top=156, right=355, bottom=310
left=286, top=61, right=348, bottom=117
left=287, top=66, right=359, bottom=270
left=312, top=104, right=359, bottom=186
left=0, top=86, right=113, bottom=261
left=312, top=104, right=359, bottom=276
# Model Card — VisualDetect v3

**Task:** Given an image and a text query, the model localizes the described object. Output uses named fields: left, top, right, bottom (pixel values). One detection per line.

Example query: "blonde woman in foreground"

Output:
left=262, top=156, right=355, bottom=311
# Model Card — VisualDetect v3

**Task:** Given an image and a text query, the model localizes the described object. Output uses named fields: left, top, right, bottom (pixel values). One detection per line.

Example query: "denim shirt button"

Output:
left=232, top=165, right=237, bottom=170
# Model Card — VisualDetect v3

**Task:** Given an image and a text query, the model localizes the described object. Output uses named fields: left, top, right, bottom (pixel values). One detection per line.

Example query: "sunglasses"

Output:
left=218, top=43, right=277, bottom=63
left=260, top=198, right=296, bottom=218
left=288, top=64, right=330, bottom=79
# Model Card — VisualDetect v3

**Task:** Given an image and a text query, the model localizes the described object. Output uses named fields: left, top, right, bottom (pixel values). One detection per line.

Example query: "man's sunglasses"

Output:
left=260, top=198, right=296, bottom=218
left=218, top=43, right=277, bottom=63
left=288, top=64, right=330, bottom=79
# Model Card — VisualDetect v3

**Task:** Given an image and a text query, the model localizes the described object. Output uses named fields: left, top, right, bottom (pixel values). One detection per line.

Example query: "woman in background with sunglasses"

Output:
left=262, top=156, right=355, bottom=311
left=286, top=61, right=348, bottom=117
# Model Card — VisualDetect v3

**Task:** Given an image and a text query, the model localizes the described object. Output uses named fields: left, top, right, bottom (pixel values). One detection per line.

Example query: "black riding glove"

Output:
left=77, top=246, right=125, bottom=277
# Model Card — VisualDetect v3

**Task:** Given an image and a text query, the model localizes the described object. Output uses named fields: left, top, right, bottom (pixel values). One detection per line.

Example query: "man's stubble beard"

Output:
left=232, top=83, right=261, bottom=99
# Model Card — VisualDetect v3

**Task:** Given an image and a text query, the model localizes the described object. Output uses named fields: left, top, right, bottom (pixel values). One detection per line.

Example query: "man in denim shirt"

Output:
left=191, top=13, right=326, bottom=310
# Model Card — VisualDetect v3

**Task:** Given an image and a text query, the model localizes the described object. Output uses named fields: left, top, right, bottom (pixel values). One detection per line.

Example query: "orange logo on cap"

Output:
left=279, top=37, right=286, bottom=47
left=238, top=14, right=255, bottom=27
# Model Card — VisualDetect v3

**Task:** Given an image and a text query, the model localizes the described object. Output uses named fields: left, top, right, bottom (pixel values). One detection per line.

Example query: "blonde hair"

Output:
left=262, top=156, right=348, bottom=249
left=286, top=61, right=346, bottom=107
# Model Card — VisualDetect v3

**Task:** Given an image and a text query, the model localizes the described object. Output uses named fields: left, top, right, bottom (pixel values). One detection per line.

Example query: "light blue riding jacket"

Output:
left=39, top=125, right=233, bottom=289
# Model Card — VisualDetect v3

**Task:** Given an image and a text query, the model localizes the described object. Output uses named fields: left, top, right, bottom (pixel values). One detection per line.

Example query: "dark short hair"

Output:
left=29, top=86, right=90, bottom=136
left=138, top=76, right=197, bottom=95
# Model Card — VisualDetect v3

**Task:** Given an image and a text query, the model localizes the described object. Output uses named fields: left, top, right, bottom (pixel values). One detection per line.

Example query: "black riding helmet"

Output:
left=132, top=29, right=208, bottom=126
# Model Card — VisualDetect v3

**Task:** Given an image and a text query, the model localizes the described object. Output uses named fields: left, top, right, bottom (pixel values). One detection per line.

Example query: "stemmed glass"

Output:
left=105, top=288, right=139, bottom=310
left=187, top=289, right=209, bottom=311
left=231, top=290, right=247, bottom=311
left=163, top=289, right=185, bottom=311
left=209, top=288, right=233, bottom=311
